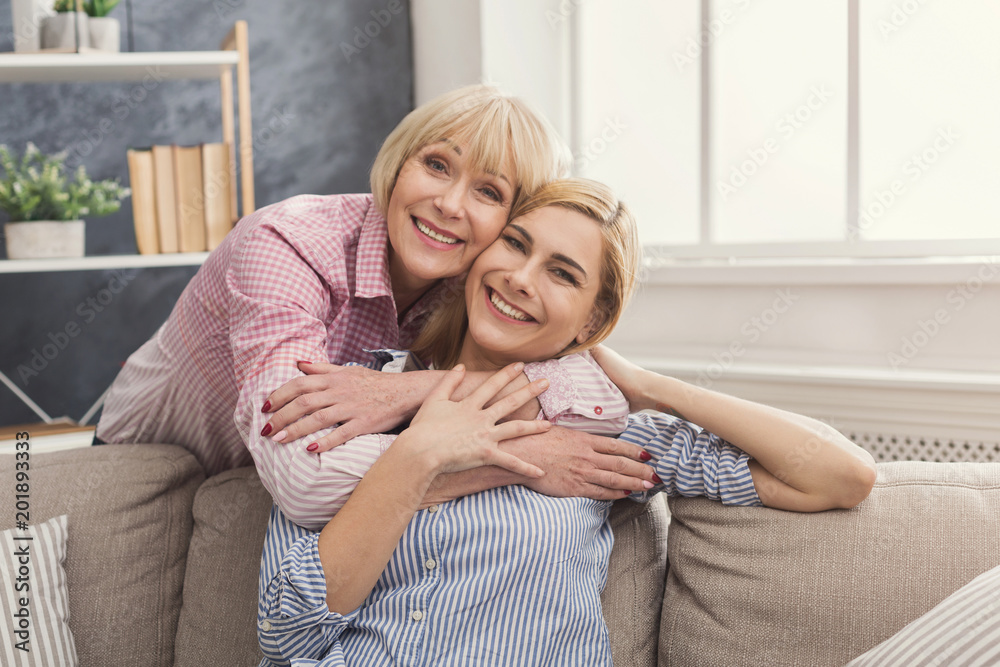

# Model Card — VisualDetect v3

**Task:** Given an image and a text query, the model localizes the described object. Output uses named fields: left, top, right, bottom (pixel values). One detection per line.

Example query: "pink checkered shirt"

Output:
left=97, top=194, right=448, bottom=513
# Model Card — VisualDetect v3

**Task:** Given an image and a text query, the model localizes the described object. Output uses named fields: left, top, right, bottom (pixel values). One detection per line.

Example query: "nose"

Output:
left=505, top=261, right=536, bottom=298
left=434, top=180, right=466, bottom=220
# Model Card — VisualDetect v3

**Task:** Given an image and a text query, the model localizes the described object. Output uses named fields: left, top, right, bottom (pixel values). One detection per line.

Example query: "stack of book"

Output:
left=126, top=143, right=236, bottom=254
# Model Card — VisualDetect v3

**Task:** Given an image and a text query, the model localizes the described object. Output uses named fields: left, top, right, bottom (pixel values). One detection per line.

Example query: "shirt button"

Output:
left=261, top=620, right=272, bottom=632
left=425, top=559, right=437, bottom=570
left=411, top=610, right=424, bottom=621
left=428, top=505, right=439, bottom=514
left=594, top=406, right=603, bottom=415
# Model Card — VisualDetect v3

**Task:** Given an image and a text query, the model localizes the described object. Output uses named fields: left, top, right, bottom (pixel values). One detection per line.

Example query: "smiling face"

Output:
left=460, top=205, right=605, bottom=370
left=386, top=141, right=515, bottom=299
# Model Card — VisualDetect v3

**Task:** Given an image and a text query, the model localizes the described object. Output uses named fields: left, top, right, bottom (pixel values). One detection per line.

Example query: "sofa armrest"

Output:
left=661, top=461, right=1000, bottom=667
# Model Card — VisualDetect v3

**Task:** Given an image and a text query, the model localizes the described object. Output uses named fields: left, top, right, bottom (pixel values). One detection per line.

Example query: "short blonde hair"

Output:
left=412, top=178, right=641, bottom=368
left=370, top=84, right=571, bottom=214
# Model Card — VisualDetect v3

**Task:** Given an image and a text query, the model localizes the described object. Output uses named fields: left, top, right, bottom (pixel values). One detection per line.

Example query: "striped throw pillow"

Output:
left=846, top=563, right=1000, bottom=666
left=1, top=515, right=78, bottom=666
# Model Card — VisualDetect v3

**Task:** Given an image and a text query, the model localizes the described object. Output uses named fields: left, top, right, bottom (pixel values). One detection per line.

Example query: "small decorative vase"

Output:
left=88, top=16, right=120, bottom=52
left=4, top=220, right=86, bottom=259
left=41, top=12, right=89, bottom=50
left=11, top=0, right=55, bottom=52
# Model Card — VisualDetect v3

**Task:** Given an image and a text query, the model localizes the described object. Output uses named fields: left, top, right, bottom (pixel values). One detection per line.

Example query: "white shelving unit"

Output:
left=0, top=22, right=254, bottom=424
left=0, top=21, right=255, bottom=274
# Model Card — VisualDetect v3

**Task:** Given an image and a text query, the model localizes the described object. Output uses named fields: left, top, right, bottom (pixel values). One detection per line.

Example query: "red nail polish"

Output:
left=306, top=443, right=319, bottom=452
left=639, top=451, right=652, bottom=461
left=261, top=423, right=272, bottom=437
left=622, top=490, right=631, bottom=497
left=297, top=360, right=312, bottom=365
left=261, top=400, right=271, bottom=413
left=651, top=473, right=663, bottom=485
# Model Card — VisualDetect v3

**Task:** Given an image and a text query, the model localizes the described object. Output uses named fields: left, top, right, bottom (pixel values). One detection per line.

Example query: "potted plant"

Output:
left=0, top=143, right=130, bottom=260
left=84, top=0, right=121, bottom=52
left=41, top=0, right=89, bottom=50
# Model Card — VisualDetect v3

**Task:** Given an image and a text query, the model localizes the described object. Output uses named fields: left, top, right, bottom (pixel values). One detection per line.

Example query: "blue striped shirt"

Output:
left=257, top=410, right=760, bottom=666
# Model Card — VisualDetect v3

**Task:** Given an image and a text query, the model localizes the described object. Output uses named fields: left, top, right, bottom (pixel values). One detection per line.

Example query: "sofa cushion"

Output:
left=660, top=461, right=1000, bottom=667
left=602, top=495, right=670, bottom=667
left=0, top=515, right=77, bottom=665
left=0, top=444, right=203, bottom=667
left=174, top=466, right=273, bottom=667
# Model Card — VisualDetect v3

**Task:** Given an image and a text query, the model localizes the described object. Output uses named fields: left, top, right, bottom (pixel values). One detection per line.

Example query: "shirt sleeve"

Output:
left=227, top=221, right=391, bottom=531
left=620, top=412, right=762, bottom=506
left=258, top=506, right=355, bottom=667
left=522, top=351, right=629, bottom=435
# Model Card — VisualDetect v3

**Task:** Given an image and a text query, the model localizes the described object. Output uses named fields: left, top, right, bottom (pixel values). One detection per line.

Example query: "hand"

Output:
left=398, top=363, right=551, bottom=478
left=501, top=426, right=658, bottom=500
left=590, top=345, right=653, bottom=412
left=261, top=362, right=434, bottom=451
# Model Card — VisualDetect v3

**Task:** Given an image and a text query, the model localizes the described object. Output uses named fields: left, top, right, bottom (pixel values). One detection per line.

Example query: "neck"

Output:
left=388, top=248, right=438, bottom=317
left=455, top=335, right=506, bottom=372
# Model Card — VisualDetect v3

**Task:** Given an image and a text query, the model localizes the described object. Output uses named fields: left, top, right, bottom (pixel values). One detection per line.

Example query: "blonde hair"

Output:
left=370, top=84, right=571, bottom=215
left=412, top=178, right=641, bottom=368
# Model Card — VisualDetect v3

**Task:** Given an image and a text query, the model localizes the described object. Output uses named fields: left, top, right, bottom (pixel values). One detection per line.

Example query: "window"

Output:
left=574, top=0, right=1000, bottom=257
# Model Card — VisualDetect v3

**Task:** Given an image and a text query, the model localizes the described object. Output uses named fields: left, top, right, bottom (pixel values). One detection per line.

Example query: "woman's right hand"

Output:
left=396, top=363, right=551, bottom=479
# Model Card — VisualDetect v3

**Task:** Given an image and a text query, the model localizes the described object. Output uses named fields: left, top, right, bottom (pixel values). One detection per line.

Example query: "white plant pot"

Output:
left=41, top=12, right=89, bottom=50
left=4, top=220, right=85, bottom=259
left=11, top=0, right=55, bottom=52
left=88, top=16, right=120, bottom=52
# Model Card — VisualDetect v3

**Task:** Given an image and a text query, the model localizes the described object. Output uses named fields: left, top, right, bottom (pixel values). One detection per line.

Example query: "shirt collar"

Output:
left=354, top=204, right=393, bottom=300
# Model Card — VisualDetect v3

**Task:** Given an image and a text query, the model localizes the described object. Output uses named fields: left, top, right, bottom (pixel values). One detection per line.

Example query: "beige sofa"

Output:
left=2, top=443, right=998, bottom=666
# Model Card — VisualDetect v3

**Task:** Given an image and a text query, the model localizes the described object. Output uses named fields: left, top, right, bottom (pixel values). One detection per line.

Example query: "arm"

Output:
left=591, top=346, right=877, bottom=511
left=227, top=223, right=363, bottom=526
left=261, top=363, right=542, bottom=450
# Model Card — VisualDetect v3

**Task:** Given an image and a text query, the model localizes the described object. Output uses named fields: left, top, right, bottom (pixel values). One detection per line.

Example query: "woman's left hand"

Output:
left=261, top=361, right=431, bottom=449
left=398, top=363, right=551, bottom=478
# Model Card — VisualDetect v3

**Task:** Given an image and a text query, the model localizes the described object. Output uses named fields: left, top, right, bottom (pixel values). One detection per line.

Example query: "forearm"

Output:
left=636, top=373, right=876, bottom=508
left=420, top=465, right=526, bottom=507
left=317, top=442, right=437, bottom=614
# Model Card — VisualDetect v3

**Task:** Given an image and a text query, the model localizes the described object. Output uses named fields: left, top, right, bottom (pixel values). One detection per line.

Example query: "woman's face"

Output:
left=462, top=205, right=604, bottom=368
left=386, top=141, right=515, bottom=286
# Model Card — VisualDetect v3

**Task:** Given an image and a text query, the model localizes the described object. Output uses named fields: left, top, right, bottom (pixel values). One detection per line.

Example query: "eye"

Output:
left=423, top=155, right=447, bottom=173
left=502, top=234, right=526, bottom=253
left=480, top=185, right=503, bottom=203
left=552, top=267, right=580, bottom=286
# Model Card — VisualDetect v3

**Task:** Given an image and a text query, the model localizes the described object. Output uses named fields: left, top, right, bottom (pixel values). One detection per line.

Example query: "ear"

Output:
left=574, top=311, right=602, bottom=345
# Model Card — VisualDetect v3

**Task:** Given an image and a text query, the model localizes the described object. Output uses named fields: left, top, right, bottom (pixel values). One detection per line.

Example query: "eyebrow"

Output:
left=509, top=224, right=588, bottom=279
left=437, top=139, right=512, bottom=187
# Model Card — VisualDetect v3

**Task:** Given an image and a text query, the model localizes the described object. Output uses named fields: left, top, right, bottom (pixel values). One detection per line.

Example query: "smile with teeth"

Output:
left=414, top=218, right=459, bottom=245
left=488, top=287, right=534, bottom=322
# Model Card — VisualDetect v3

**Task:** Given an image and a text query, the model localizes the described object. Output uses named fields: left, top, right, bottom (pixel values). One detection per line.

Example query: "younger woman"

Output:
left=257, top=179, right=877, bottom=665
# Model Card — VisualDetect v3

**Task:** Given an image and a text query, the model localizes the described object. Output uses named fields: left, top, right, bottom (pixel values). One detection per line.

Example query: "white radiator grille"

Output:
left=847, top=431, right=999, bottom=463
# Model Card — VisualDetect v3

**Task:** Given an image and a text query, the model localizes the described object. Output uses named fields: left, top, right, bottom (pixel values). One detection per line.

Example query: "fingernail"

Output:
left=306, top=443, right=319, bottom=452
left=273, top=430, right=287, bottom=443
left=297, top=360, right=312, bottom=365
left=513, top=361, right=524, bottom=372
left=651, top=473, right=663, bottom=485
left=643, top=480, right=654, bottom=489
left=260, top=423, right=272, bottom=437
left=639, top=451, right=652, bottom=461
left=622, top=490, right=631, bottom=497
left=261, top=400, right=271, bottom=413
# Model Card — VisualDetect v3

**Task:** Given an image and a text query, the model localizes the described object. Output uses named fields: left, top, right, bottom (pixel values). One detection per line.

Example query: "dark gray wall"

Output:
left=0, top=0, right=412, bottom=426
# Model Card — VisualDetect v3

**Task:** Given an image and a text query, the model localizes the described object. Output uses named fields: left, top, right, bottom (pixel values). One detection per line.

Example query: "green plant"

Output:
left=83, top=0, right=121, bottom=17
left=54, top=0, right=121, bottom=17
left=0, top=143, right=130, bottom=222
